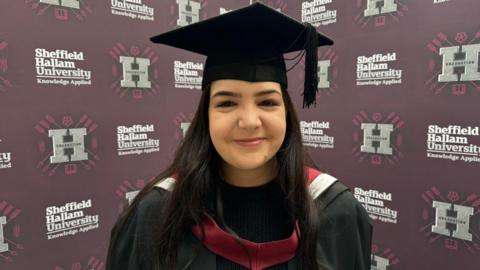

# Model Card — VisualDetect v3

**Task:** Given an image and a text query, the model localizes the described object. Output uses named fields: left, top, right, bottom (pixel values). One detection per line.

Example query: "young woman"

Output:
left=107, top=3, right=372, bottom=270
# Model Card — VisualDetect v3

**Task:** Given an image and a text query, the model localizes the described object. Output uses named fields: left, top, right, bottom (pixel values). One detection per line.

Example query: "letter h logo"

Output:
left=180, top=122, right=191, bottom=138
left=39, top=0, right=80, bottom=9
left=371, top=255, right=389, bottom=270
left=364, top=0, right=397, bottom=17
left=361, top=123, right=393, bottom=155
left=119, top=56, right=152, bottom=89
left=125, top=190, right=140, bottom=205
left=48, top=128, right=88, bottom=164
left=438, top=44, right=480, bottom=82
left=317, top=60, right=331, bottom=89
left=431, top=201, right=474, bottom=241
left=0, top=216, right=7, bottom=253
left=177, top=0, right=201, bottom=26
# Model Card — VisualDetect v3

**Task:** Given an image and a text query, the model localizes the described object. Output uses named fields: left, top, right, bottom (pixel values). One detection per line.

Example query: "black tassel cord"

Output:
left=303, top=23, right=319, bottom=108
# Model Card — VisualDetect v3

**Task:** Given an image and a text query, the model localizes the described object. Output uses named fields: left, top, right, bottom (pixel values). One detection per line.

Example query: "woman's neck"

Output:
left=221, top=159, right=277, bottom=187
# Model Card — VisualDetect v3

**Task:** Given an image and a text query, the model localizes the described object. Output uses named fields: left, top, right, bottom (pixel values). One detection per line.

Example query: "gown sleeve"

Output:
left=106, top=189, right=166, bottom=270
left=316, top=189, right=373, bottom=270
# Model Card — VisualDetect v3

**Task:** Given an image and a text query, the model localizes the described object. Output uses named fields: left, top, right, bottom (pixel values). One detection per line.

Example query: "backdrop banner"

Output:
left=0, top=0, right=479, bottom=269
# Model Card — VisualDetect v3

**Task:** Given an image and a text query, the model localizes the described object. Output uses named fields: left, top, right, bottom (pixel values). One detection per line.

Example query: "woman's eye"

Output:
left=216, top=101, right=236, bottom=108
left=259, top=100, right=279, bottom=107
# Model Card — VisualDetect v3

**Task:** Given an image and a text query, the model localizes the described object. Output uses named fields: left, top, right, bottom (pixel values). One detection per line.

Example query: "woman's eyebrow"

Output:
left=211, top=89, right=281, bottom=98
left=211, top=91, right=241, bottom=98
left=254, top=90, right=282, bottom=97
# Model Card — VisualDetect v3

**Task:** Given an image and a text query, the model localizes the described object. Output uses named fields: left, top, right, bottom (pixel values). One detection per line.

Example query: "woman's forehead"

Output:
left=210, top=80, right=282, bottom=97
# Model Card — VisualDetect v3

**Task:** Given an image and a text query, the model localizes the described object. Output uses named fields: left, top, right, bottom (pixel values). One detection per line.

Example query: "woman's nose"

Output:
left=237, top=105, right=261, bottom=130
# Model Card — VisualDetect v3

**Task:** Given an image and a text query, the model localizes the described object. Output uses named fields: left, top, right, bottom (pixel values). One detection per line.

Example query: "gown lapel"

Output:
left=177, top=231, right=216, bottom=270
left=190, top=215, right=299, bottom=270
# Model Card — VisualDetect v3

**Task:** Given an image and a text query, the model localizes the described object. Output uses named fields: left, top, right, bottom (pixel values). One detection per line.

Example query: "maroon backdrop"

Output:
left=0, top=0, right=479, bottom=269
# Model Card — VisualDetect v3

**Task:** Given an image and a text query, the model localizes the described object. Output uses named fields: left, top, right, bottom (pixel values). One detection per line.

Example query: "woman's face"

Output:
left=208, top=79, right=286, bottom=171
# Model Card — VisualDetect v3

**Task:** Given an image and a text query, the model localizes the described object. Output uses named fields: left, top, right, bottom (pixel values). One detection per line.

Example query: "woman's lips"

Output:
left=234, top=138, right=265, bottom=147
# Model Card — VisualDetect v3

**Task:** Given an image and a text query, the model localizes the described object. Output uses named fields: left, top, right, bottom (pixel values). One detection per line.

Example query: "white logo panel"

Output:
left=432, top=201, right=474, bottom=241
left=364, top=0, right=397, bottom=16
left=120, top=56, right=151, bottom=88
left=0, top=216, right=8, bottom=253
left=361, top=123, right=394, bottom=155
left=176, top=0, right=201, bottom=26
left=40, top=0, right=80, bottom=9
left=49, top=128, right=88, bottom=164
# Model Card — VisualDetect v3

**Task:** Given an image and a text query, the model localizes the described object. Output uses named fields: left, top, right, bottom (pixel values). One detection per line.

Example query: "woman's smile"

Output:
left=233, top=137, right=266, bottom=147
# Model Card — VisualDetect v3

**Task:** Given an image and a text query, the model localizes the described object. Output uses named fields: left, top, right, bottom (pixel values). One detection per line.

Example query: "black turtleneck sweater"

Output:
left=215, top=179, right=293, bottom=270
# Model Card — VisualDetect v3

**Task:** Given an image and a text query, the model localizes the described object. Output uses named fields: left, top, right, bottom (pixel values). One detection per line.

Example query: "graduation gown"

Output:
left=106, top=168, right=373, bottom=270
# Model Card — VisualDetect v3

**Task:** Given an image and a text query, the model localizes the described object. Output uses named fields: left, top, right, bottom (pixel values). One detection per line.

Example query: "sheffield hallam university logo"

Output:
left=173, top=60, right=204, bottom=90
left=371, top=255, right=389, bottom=270
left=301, top=0, right=337, bottom=27
left=317, top=48, right=338, bottom=97
left=35, top=115, right=99, bottom=176
left=170, top=112, right=193, bottom=155
left=173, top=112, right=192, bottom=141
left=426, top=125, right=480, bottom=163
left=356, top=52, right=402, bottom=86
left=371, top=244, right=400, bottom=270
left=301, top=121, right=335, bottom=150
left=35, top=48, right=92, bottom=86
left=53, top=257, right=104, bottom=270
left=111, top=0, right=155, bottom=21
left=0, top=38, right=11, bottom=94
left=169, top=0, right=206, bottom=28
left=426, top=31, right=480, bottom=96
left=352, top=111, right=404, bottom=165
left=27, top=0, right=93, bottom=22
left=46, top=199, right=99, bottom=240
left=0, top=216, right=6, bottom=257
left=355, top=0, right=407, bottom=28
left=117, top=124, right=160, bottom=156
left=0, top=200, right=23, bottom=264
left=0, top=138, right=12, bottom=170
left=297, top=48, right=338, bottom=100
left=354, top=187, right=398, bottom=224
left=110, top=43, right=160, bottom=99
left=420, top=187, right=480, bottom=253
left=318, top=60, right=332, bottom=89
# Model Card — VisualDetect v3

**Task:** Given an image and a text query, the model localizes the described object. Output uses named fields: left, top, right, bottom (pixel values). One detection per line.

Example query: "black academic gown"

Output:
left=106, top=171, right=373, bottom=270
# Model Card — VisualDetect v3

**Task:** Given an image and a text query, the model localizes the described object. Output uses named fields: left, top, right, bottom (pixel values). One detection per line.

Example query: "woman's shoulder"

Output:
left=135, top=185, right=171, bottom=215
left=313, top=176, right=372, bottom=231
left=118, top=176, right=178, bottom=227
left=305, top=168, right=367, bottom=219
left=107, top=186, right=171, bottom=270
left=313, top=177, right=373, bottom=270
left=133, top=176, right=175, bottom=207
left=321, top=186, right=368, bottom=219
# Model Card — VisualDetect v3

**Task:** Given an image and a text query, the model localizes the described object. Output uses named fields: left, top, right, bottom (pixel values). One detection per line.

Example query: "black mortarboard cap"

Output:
left=150, top=2, right=333, bottom=107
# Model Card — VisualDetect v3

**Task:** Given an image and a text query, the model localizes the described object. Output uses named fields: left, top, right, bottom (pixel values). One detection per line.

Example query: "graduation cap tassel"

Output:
left=303, top=23, right=319, bottom=108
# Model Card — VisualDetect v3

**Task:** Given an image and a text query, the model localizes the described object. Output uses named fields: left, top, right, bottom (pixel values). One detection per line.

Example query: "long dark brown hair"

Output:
left=108, top=84, right=324, bottom=270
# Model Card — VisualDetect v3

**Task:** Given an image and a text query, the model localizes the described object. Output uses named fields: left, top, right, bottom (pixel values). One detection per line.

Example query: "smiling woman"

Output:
left=209, top=80, right=286, bottom=187
left=106, top=3, right=372, bottom=270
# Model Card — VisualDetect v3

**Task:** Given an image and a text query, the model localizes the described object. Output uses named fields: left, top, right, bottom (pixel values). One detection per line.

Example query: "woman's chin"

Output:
left=226, top=156, right=273, bottom=171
